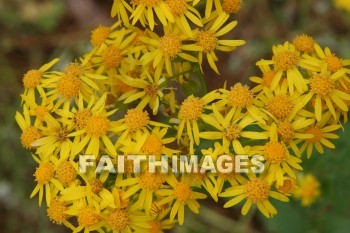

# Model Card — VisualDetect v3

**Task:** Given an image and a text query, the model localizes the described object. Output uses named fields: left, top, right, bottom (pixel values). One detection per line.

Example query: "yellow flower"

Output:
left=90, top=21, right=122, bottom=48
left=157, top=174, right=207, bottom=225
left=219, top=175, right=289, bottom=218
left=293, top=173, right=320, bottom=206
left=275, top=177, right=297, bottom=196
left=16, top=106, right=42, bottom=149
left=47, top=197, right=75, bottom=230
left=257, top=42, right=307, bottom=94
left=195, top=13, right=245, bottom=74
left=292, top=34, right=316, bottom=54
left=299, top=112, right=341, bottom=158
left=148, top=203, right=176, bottom=233
left=177, top=91, right=220, bottom=149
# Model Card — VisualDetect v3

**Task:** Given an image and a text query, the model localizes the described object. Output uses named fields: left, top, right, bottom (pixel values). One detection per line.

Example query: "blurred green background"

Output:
left=1, top=0, right=350, bottom=232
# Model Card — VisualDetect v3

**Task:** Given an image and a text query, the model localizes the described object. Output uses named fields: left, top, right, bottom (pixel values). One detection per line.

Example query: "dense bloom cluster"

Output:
left=16, top=1, right=349, bottom=232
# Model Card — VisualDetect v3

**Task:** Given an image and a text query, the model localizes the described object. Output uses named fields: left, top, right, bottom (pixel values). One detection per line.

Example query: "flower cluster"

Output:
left=15, top=1, right=349, bottom=232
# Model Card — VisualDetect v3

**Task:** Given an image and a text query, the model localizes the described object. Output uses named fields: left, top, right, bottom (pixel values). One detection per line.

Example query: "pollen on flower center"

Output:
left=264, top=141, right=288, bottom=164
left=222, top=0, right=243, bottom=14
left=21, top=126, right=41, bottom=149
left=74, top=109, right=92, bottom=130
left=145, top=83, right=159, bottom=97
left=277, top=179, right=295, bottom=195
left=325, top=54, right=342, bottom=73
left=34, top=162, right=54, bottom=184
left=292, top=35, right=315, bottom=53
left=224, top=124, right=242, bottom=141
left=277, top=122, right=295, bottom=142
left=142, top=134, right=163, bottom=155
left=245, top=178, right=269, bottom=203
left=160, top=34, right=182, bottom=58
left=262, top=70, right=276, bottom=87
left=55, top=161, right=76, bottom=186
left=89, top=178, right=104, bottom=194
left=310, top=74, right=335, bottom=97
left=23, top=70, right=42, bottom=88
left=273, top=51, right=299, bottom=71
left=91, top=25, right=110, bottom=46
left=102, top=47, right=123, bottom=68
left=179, top=96, right=204, bottom=120
left=174, top=181, right=192, bottom=202
left=267, top=95, right=293, bottom=119
left=125, top=109, right=150, bottom=132
left=47, top=197, right=67, bottom=224
left=64, top=63, right=83, bottom=77
left=57, top=74, right=81, bottom=99
left=306, top=126, right=322, bottom=142
left=196, top=31, right=218, bottom=53
left=56, top=127, right=69, bottom=142
left=107, top=209, right=130, bottom=231
left=78, top=206, right=100, bottom=228
left=138, top=171, right=165, bottom=191
left=85, top=116, right=111, bottom=137
left=166, top=0, right=187, bottom=15
left=227, top=83, right=254, bottom=108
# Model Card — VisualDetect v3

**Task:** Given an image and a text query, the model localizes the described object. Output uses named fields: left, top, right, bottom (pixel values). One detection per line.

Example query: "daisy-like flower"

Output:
left=292, top=34, right=316, bottom=54
left=195, top=13, right=245, bottom=74
left=22, top=58, right=59, bottom=108
left=89, top=21, right=122, bottom=48
left=298, top=112, right=341, bottom=158
left=253, top=123, right=302, bottom=186
left=293, top=173, right=320, bottom=206
left=118, top=70, right=166, bottom=115
left=300, top=43, right=350, bottom=74
left=219, top=174, right=289, bottom=218
left=300, top=71, right=350, bottom=121
left=157, top=174, right=207, bottom=225
left=140, top=27, right=199, bottom=76
left=47, top=197, right=75, bottom=230
left=218, top=83, right=267, bottom=124
left=129, top=0, right=174, bottom=31
left=165, top=0, right=203, bottom=36
left=256, top=42, right=307, bottom=94
left=199, top=103, right=268, bottom=153
left=275, top=177, right=297, bottom=196
left=250, top=65, right=278, bottom=94
left=177, top=91, right=220, bottom=148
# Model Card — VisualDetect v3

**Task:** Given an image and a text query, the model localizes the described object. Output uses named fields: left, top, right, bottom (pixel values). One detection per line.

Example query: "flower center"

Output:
left=173, top=181, right=192, bottom=202
left=64, top=63, right=83, bottom=77
left=56, top=127, right=69, bottom=142
left=89, top=178, right=104, bottom=194
left=245, top=178, right=269, bottom=203
left=107, top=209, right=130, bottom=231
left=55, top=161, right=76, bottom=186
left=160, top=34, right=182, bottom=58
left=124, top=109, right=150, bottom=132
left=34, top=162, right=54, bottom=184
left=222, top=0, right=243, bottom=14
left=102, top=47, right=123, bottom=68
left=310, top=74, right=335, bottom=97
left=23, top=70, right=42, bottom=88
left=277, top=179, right=295, bottom=195
left=227, top=83, right=254, bottom=108
left=273, top=51, right=299, bottom=71
left=74, top=109, right=92, bottom=130
left=47, top=197, right=67, bottom=224
left=78, top=206, right=100, bottom=228
left=306, top=126, right=323, bottom=142
left=57, top=74, right=81, bottom=99
left=145, top=83, right=159, bottom=97
left=85, top=116, right=111, bottom=137
left=196, top=31, right=218, bottom=53
left=267, top=95, right=293, bottom=120
left=35, top=106, right=47, bottom=122
left=292, top=35, right=315, bottom=53
left=264, top=141, right=288, bottom=164
left=21, top=126, right=41, bottom=149
left=166, top=0, right=187, bottom=15
left=142, top=134, right=163, bottom=155
left=262, top=70, right=276, bottom=87
left=224, top=124, right=242, bottom=141
left=277, top=122, right=295, bottom=142
left=91, top=25, right=110, bottom=46
left=179, top=96, right=204, bottom=120
left=325, top=54, right=342, bottom=73
left=138, top=171, right=165, bottom=191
